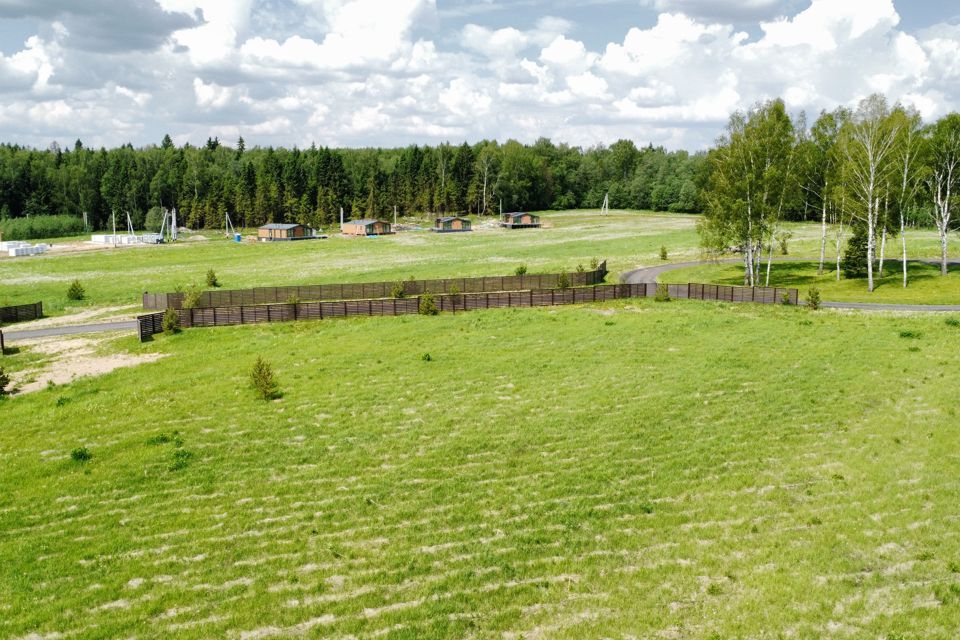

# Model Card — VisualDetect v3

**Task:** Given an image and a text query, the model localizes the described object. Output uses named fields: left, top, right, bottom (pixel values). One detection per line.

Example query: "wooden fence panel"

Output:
left=135, top=278, right=799, bottom=340
left=0, top=301, right=43, bottom=324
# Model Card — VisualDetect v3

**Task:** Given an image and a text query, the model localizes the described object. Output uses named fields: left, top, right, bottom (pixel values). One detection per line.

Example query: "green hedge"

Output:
left=0, top=215, right=85, bottom=240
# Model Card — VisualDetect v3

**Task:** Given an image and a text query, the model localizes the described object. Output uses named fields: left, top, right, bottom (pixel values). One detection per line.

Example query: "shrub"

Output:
left=514, top=264, right=527, bottom=276
left=781, top=291, right=792, bottom=305
left=590, top=257, right=600, bottom=270
left=250, top=356, right=280, bottom=400
left=66, top=279, right=85, bottom=301
left=654, top=283, right=671, bottom=302
left=418, top=294, right=439, bottom=316
left=421, top=353, right=432, bottom=362
left=0, top=366, right=10, bottom=397
left=182, top=284, right=202, bottom=309
left=946, top=318, right=960, bottom=328
left=806, top=287, right=821, bottom=311
left=557, top=272, right=571, bottom=290
left=391, top=281, right=406, bottom=299
left=70, top=447, right=92, bottom=462
left=161, top=307, right=180, bottom=334
left=576, top=263, right=585, bottom=273
left=659, top=245, right=668, bottom=261
left=899, top=330, right=922, bottom=339
left=205, top=269, right=219, bottom=288
left=0, top=214, right=85, bottom=240
left=776, top=231, right=794, bottom=255
left=285, top=294, right=300, bottom=305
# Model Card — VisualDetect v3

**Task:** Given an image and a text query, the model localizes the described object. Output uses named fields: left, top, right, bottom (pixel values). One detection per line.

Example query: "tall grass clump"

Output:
left=0, top=215, right=85, bottom=240
left=654, top=282, right=671, bottom=302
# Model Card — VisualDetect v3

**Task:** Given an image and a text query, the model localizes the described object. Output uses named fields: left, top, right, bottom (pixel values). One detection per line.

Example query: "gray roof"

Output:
left=437, top=216, right=469, bottom=223
left=260, top=223, right=306, bottom=230
left=505, top=212, right=537, bottom=219
left=346, top=219, right=388, bottom=226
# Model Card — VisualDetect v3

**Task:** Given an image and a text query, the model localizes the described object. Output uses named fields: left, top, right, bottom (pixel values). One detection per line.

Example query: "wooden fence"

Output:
left=0, top=302, right=42, bottom=324
left=142, top=263, right=608, bottom=310
left=138, top=282, right=798, bottom=341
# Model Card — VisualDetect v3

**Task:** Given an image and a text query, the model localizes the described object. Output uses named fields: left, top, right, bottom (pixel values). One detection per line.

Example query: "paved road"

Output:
left=2, top=320, right=137, bottom=342
left=621, top=258, right=960, bottom=312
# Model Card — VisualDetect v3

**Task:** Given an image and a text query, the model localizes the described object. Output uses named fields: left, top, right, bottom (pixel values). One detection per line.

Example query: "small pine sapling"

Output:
left=250, top=356, right=280, bottom=400
left=67, top=279, right=85, bottom=301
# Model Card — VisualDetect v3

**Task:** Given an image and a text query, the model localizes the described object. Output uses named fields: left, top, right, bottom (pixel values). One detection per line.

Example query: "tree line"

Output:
left=0, top=135, right=705, bottom=237
left=700, top=94, right=959, bottom=291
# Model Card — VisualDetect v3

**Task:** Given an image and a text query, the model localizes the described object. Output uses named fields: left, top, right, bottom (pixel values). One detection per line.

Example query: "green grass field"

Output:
left=661, top=260, right=960, bottom=304
left=2, top=301, right=960, bottom=638
left=0, top=211, right=700, bottom=314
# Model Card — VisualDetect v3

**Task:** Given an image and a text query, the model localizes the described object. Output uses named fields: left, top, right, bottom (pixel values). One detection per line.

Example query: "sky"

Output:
left=0, top=0, right=958, bottom=151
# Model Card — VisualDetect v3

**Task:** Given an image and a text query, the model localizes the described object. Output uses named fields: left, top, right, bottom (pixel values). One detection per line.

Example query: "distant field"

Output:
left=0, top=211, right=700, bottom=314
left=661, top=260, right=960, bottom=304
left=2, top=300, right=960, bottom=638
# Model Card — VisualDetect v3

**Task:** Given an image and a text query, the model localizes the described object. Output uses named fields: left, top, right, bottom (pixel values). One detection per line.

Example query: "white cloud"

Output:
left=2, top=0, right=960, bottom=150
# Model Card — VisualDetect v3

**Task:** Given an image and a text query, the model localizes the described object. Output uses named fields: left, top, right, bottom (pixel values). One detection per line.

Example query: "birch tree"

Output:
left=842, top=94, right=900, bottom=292
left=889, top=106, right=926, bottom=287
left=927, top=113, right=960, bottom=276
left=799, top=108, right=846, bottom=275
left=700, top=100, right=796, bottom=286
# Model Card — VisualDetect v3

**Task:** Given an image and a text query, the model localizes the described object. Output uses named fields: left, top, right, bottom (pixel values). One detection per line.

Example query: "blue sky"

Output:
left=0, top=0, right=958, bottom=150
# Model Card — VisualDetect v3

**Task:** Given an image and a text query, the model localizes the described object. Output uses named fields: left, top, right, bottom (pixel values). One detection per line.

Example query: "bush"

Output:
left=776, top=231, right=794, bottom=255
left=654, top=283, right=671, bottom=302
left=781, top=291, right=792, bottom=305
left=806, top=287, right=821, bottom=311
left=659, top=246, right=668, bottom=261
left=946, top=318, right=960, bottom=328
left=391, top=281, right=406, bottom=299
left=285, top=294, right=300, bottom=305
left=0, top=215, right=85, bottom=240
left=899, top=330, right=922, bottom=339
left=66, top=279, right=85, bottom=301
left=557, top=272, right=571, bottom=290
left=576, top=263, right=585, bottom=273
left=514, top=264, right=527, bottom=276
left=70, top=447, right=92, bottom=462
left=590, top=257, right=600, bottom=270
left=205, top=269, right=219, bottom=288
left=169, top=449, right=194, bottom=471
left=250, top=356, right=280, bottom=400
left=0, top=366, right=10, bottom=397
left=419, top=293, right=439, bottom=316
left=182, top=284, right=202, bottom=309
left=421, top=353, right=432, bottom=362
left=161, top=307, right=180, bottom=334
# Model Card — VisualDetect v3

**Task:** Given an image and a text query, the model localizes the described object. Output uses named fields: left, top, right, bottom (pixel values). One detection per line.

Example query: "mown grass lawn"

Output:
left=661, top=260, right=960, bottom=305
left=0, top=211, right=700, bottom=314
left=2, top=301, right=960, bottom=638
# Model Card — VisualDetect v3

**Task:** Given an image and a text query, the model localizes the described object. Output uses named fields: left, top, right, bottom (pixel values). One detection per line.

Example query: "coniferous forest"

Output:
left=0, top=136, right=705, bottom=235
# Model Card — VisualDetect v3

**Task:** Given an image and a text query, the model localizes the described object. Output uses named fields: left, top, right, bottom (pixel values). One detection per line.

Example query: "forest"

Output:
left=700, top=93, right=959, bottom=291
left=0, top=136, right=704, bottom=236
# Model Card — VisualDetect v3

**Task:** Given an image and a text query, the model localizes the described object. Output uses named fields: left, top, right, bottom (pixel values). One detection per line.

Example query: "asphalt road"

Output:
left=2, top=320, right=138, bottom=342
left=620, top=258, right=960, bottom=312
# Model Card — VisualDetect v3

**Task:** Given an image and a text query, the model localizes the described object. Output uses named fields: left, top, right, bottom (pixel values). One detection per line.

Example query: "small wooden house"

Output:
left=341, top=219, right=393, bottom=236
left=433, top=216, right=472, bottom=233
left=258, top=223, right=317, bottom=242
left=500, top=212, right=541, bottom=229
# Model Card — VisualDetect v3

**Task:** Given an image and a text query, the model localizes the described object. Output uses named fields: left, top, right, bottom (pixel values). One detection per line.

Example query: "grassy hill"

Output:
left=2, top=300, right=960, bottom=638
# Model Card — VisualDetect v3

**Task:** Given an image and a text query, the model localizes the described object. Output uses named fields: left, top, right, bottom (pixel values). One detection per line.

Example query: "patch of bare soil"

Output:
left=12, top=335, right=166, bottom=395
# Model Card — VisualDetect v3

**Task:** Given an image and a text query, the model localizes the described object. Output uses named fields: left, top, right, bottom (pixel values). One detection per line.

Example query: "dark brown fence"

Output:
left=0, top=302, right=43, bottom=324
left=142, top=263, right=608, bottom=310
left=138, top=282, right=798, bottom=341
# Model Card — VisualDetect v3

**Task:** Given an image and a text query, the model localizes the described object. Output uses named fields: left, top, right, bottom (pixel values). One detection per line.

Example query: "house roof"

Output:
left=505, top=212, right=537, bottom=219
left=346, top=219, right=388, bottom=226
left=437, top=216, right=469, bottom=223
left=260, top=223, right=305, bottom=230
